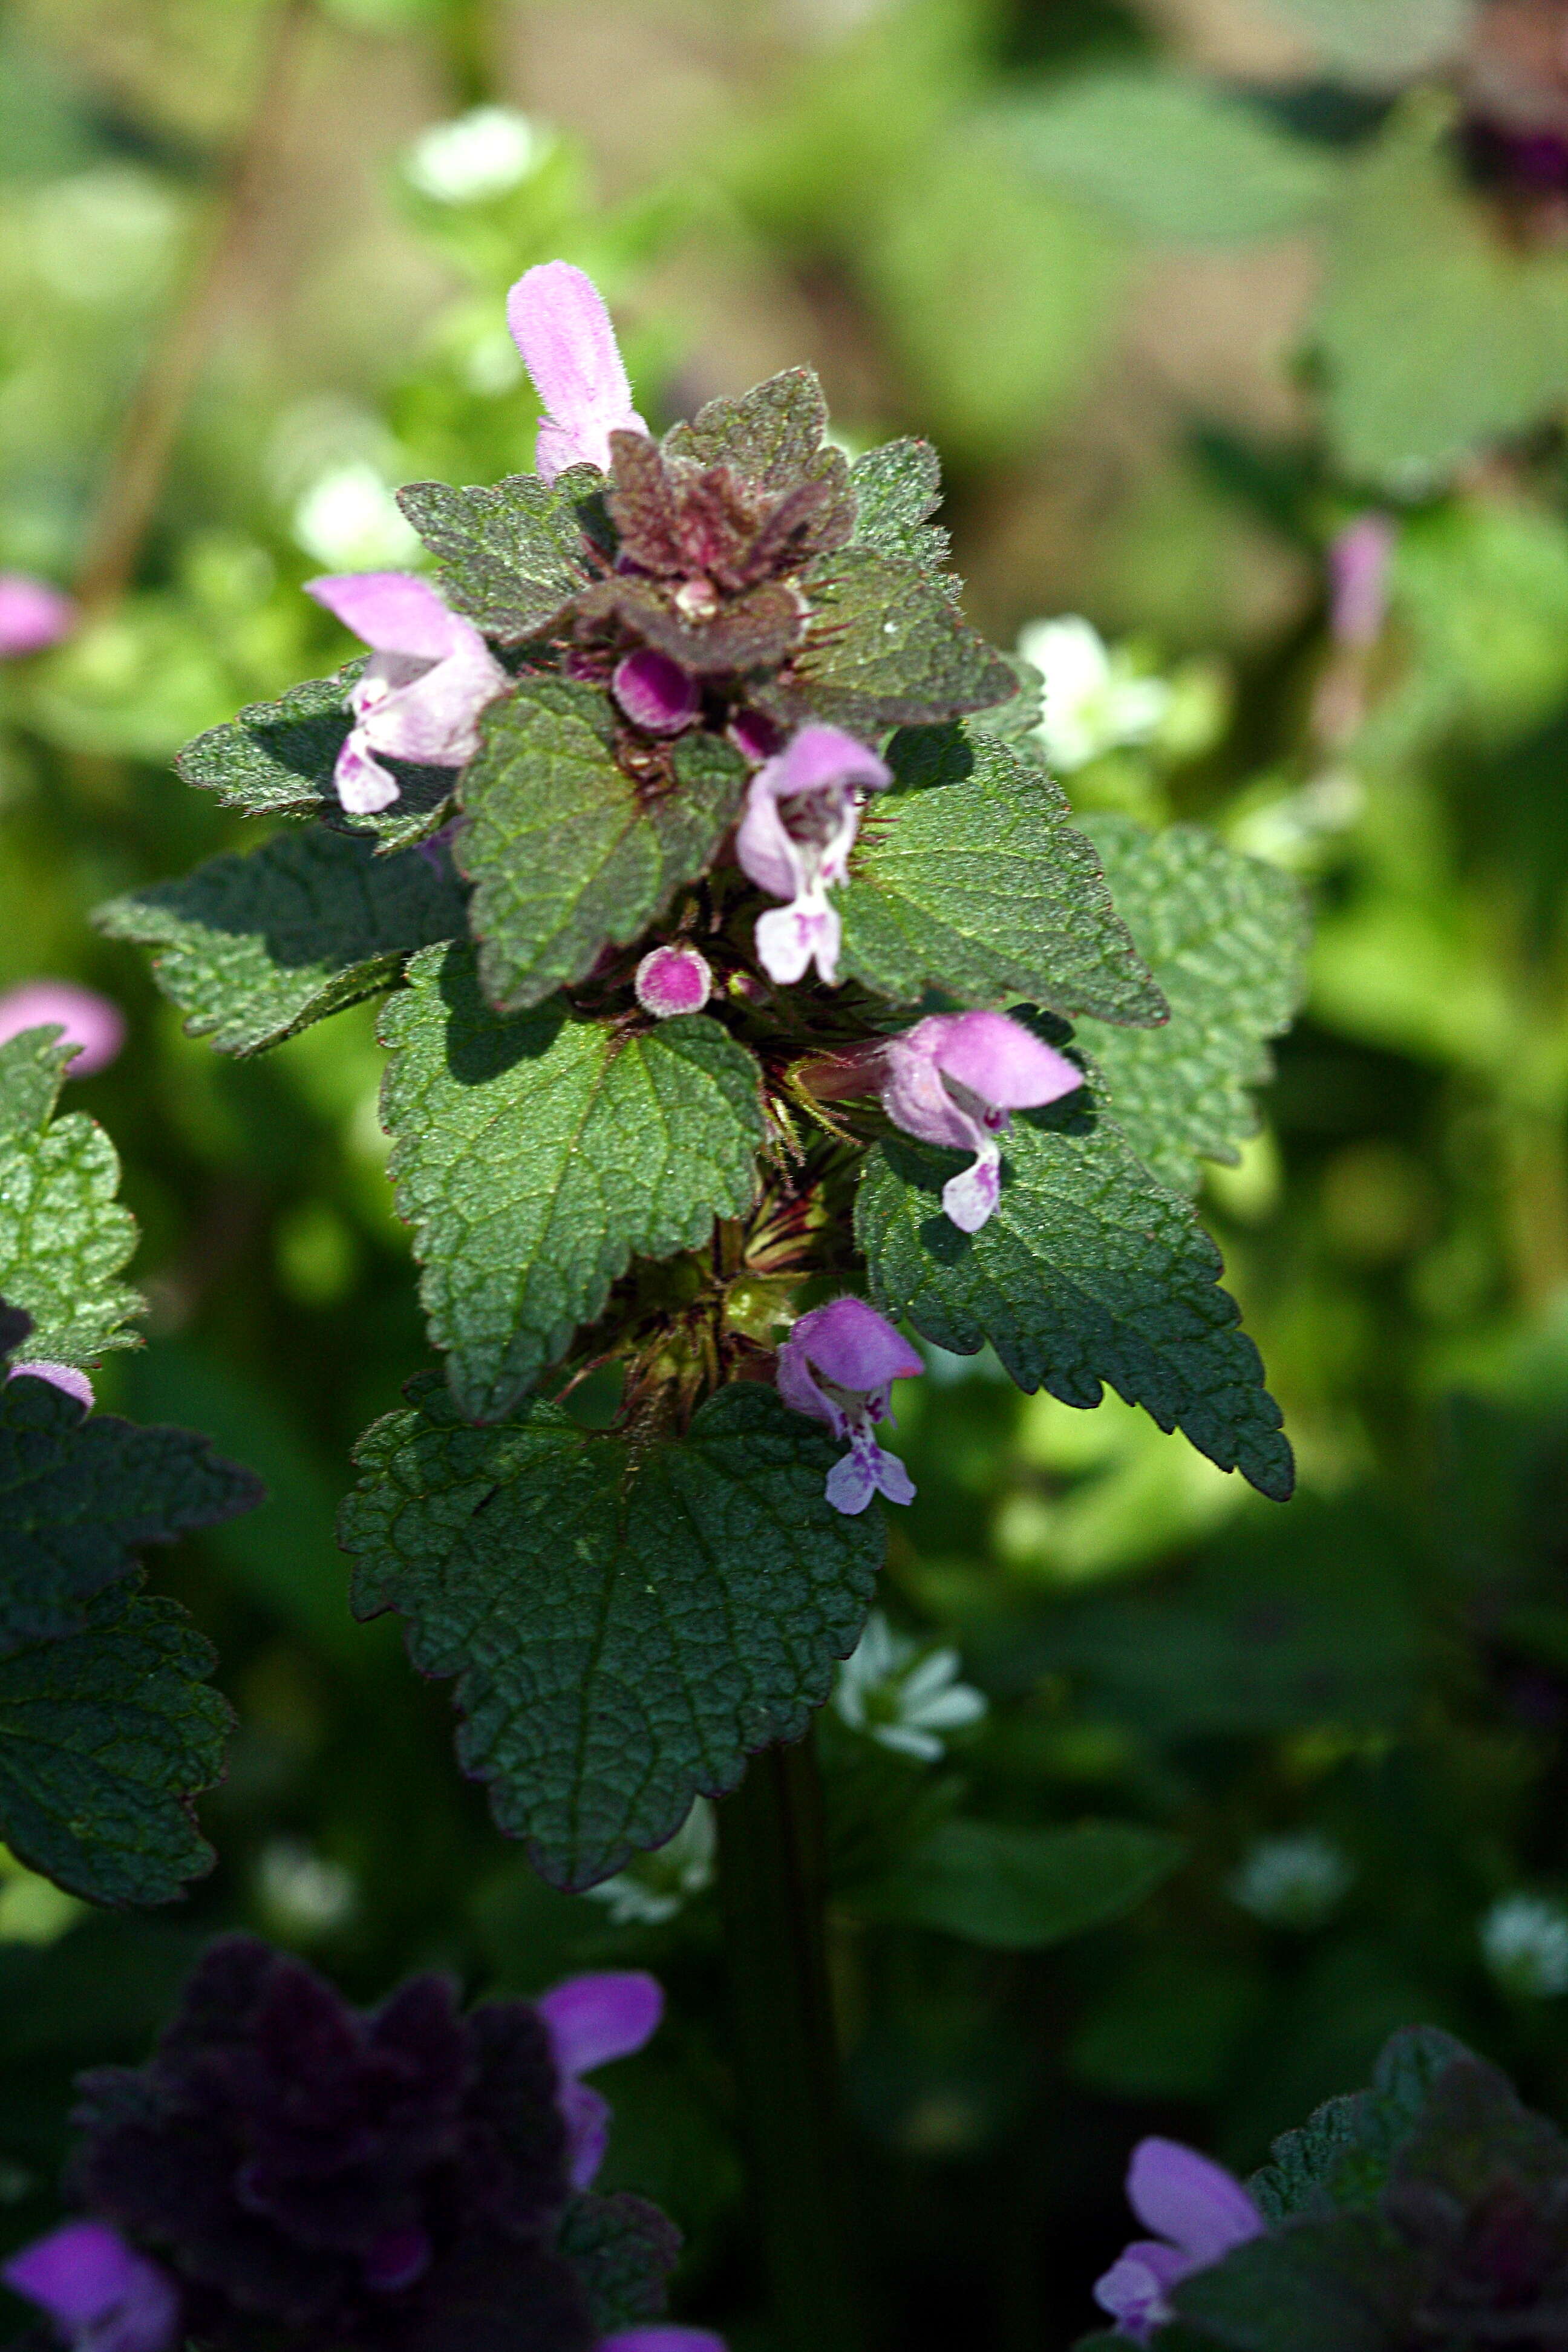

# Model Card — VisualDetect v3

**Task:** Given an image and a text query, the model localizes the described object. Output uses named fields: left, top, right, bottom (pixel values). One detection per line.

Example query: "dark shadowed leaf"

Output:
left=97, top=828, right=469, bottom=1057
left=839, top=727, right=1166, bottom=1024
left=458, top=678, right=748, bottom=1011
left=380, top=945, right=764, bottom=1419
left=339, top=1379, right=883, bottom=1890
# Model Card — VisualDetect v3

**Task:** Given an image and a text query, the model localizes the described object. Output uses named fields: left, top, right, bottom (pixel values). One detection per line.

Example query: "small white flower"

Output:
left=255, top=1838, right=358, bottom=1941
left=583, top=1799, right=717, bottom=1927
left=403, top=108, right=544, bottom=205
left=832, top=1611, right=987, bottom=1763
left=1227, top=1832, right=1354, bottom=1930
left=1481, top=1893, right=1568, bottom=1999
left=291, top=463, right=422, bottom=572
left=1017, top=615, right=1172, bottom=774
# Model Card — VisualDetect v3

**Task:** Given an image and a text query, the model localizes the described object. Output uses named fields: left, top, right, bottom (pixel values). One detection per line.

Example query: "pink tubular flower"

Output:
left=535, top=1971, right=664, bottom=2193
left=1093, top=2138, right=1267, bottom=2342
left=305, top=572, right=508, bottom=817
left=0, top=981, right=125, bottom=1076
left=878, top=1010, right=1082, bottom=1234
left=735, top=726, right=890, bottom=987
left=506, top=260, right=647, bottom=482
left=0, top=573, right=76, bottom=659
left=4, top=2220, right=180, bottom=2352
left=776, top=1296, right=922, bottom=1515
left=613, top=649, right=701, bottom=736
left=9, top=1360, right=93, bottom=1408
left=1327, top=514, right=1396, bottom=648
left=635, top=944, right=712, bottom=1019
left=601, top=2334, right=727, bottom=2352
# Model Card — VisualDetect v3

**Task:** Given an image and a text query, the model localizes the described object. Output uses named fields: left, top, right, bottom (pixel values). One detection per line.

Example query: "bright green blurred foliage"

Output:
left=7, top=1, right=1568, bottom=2347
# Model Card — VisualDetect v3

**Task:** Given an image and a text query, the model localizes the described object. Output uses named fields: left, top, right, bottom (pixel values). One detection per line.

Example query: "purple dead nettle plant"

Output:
left=874, top=1010, right=1083, bottom=1233
left=304, top=572, right=509, bottom=815
left=4, top=1938, right=720, bottom=2352
left=776, top=1298, right=923, bottom=1515
left=1093, top=2137, right=1267, bottom=2342
left=508, top=260, right=648, bottom=480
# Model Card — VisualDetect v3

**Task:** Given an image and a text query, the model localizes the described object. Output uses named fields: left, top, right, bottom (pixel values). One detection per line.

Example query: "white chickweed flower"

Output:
left=832, top=1610, right=987, bottom=1763
left=1481, top=1893, right=1568, bottom=1999
left=1227, top=1832, right=1355, bottom=1930
left=291, top=462, right=422, bottom=572
left=1016, top=615, right=1172, bottom=774
left=403, top=108, right=544, bottom=206
left=255, top=1838, right=358, bottom=1942
left=583, top=1798, right=717, bottom=1928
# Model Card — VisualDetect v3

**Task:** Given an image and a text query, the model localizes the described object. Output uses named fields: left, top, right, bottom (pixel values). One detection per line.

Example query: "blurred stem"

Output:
left=440, top=0, right=500, bottom=108
left=717, top=1734, right=864, bottom=2352
left=1500, top=1103, right=1568, bottom=1310
left=74, top=0, right=313, bottom=615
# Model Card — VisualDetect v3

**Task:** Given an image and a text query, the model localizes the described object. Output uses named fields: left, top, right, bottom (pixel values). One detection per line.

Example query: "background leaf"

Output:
left=458, top=677, right=747, bottom=1011
left=0, top=1030, right=139, bottom=1365
left=340, top=1379, right=883, bottom=1890
left=1073, top=818, right=1309, bottom=1192
left=859, top=1818, right=1184, bottom=1949
left=380, top=944, right=764, bottom=1420
left=838, top=727, right=1166, bottom=1024
left=857, top=1102, right=1293, bottom=1498
left=97, top=829, right=469, bottom=1057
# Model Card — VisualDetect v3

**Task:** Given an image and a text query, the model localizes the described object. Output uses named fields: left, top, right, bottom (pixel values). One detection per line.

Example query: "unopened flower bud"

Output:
left=613, top=649, right=701, bottom=734
left=635, top=944, right=712, bottom=1019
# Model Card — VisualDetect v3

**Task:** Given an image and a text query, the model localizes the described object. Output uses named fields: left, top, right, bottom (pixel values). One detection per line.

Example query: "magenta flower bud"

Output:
left=877, top=1010, right=1082, bottom=1234
left=728, top=707, right=783, bottom=763
left=1093, top=2138, right=1266, bottom=2342
left=0, top=572, right=76, bottom=659
left=776, top=1296, right=922, bottom=1515
left=735, top=725, right=891, bottom=988
left=0, top=980, right=125, bottom=1076
left=4, top=2220, right=180, bottom=2352
left=9, top=1359, right=94, bottom=1409
left=635, top=944, right=713, bottom=1019
left=601, top=2334, right=728, bottom=2352
left=305, top=571, right=508, bottom=815
left=613, top=648, right=701, bottom=735
left=361, top=2224, right=432, bottom=2295
left=1327, top=514, right=1396, bottom=648
left=536, top=1971, right=664, bottom=2192
left=506, top=260, right=647, bottom=481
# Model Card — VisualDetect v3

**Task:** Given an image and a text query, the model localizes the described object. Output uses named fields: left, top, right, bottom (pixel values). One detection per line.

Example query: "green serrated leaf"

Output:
left=860, top=1817, right=1184, bottom=1948
left=0, top=1589, right=233, bottom=1905
left=0, top=1030, right=139, bottom=1364
left=1073, top=818, right=1308, bottom=1192
left=177, top=666, right=458, bottom=851
left=1010, top=71, right=1338, bottom=244
left=838, top=727, right=1166, bottom=1025
left=381, top=944, right=764, bottom=1419
left=856, top=1100, right=1294, bottom=1499
left=559, top=2194, right=679, bottom=2333
left=396, top=468, right=598, bottom=643
left=664, top=366, right=842, bottom=499
left=458, top=677, right=748, bottom=1012
left=339, top=1379, right=883, bottom=1890
left=1249, top=2026, right=1474, bottom=2221
left=0, top=1373, right=264, bottom=1655
left=848, top=438, right=952, bottom=575
left=1172, top=2212, right=1411, bottom=2352
left=97, top=828, right=469, bottom=1057
left=777, top=548, right=1017, bottom=730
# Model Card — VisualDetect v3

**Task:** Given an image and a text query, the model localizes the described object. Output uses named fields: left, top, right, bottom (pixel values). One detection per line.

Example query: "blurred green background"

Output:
left=6, top=1, right=1568, bottom=2346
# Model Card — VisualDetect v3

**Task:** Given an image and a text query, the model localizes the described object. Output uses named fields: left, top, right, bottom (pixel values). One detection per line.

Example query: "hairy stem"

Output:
left=74, top=0, right=313, bottom=614
left=717, top=1734, right=864, bottom=2352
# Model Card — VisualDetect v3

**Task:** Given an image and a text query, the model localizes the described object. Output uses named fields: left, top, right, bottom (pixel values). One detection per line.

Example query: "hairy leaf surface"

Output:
left=663, top=367, right=846, bottom=505
left=838, top=728, right=1166, bottom=1025
left=776, top=548, right=1016, bottom=730
left=397, top=468, right=599, bottom=642
left=340, top=1379, right=882, bottom=1889
left=857, top=1101, right=1293, bottom=1499
left=1074, top=817, right=1308, bottom=1191
left=98, top=828, right=469, bottom=1056
left=848, top=438, right=951, bottom=574
left=459, top=678, right=748, bottom=1011
left=0, top=1373, right=264, bottom=1655
left=381, top=945, right=764, bottom=1419
left=0, top=1031, right=139, bottom=1364
left=0, top=1589, right=232, bottom=1905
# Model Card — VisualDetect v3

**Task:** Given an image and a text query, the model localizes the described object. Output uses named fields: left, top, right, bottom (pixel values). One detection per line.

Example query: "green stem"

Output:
left=716, top=1735, right=864, bottom=2352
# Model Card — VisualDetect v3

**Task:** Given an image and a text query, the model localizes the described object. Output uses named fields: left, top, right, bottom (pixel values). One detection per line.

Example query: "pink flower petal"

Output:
left=762, top=725, right=890, bottom=801
left=635, top=946, right=712, bottom=1019
left=789, top=1299, right=923, bottom=1393
left=754, top=899, right=839, bottom=986
left=924, top=1010, right=1081, bottom=1112
left=0, top=981, right=125, bottom=1076
left=506, top=261, right=646, bottom=479
left=0, top=573, right=76, bottom=658
left=9, top=1360, right=94, bottom=1410
left=305, top=572, right=466, bottom=662
left=537, top=1970, right=664, bottom=2077
left=599, top=2332, right=728, bottom=2352
left=4, top=2222, right=178, bottom=2352
left=558, top=2077, right=611, bottom=2192
left=1126, top=2137, right=1266, bottom=2267
left=613, top=649, right=701, bottom=735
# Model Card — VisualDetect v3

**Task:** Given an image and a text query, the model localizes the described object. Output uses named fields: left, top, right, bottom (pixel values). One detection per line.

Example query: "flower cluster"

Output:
left=4, top=1935, right=719, bottom=2352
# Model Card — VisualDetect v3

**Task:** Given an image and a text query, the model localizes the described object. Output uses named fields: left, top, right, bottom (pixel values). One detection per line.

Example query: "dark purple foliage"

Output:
left=62, top=1937, right=669, bottom=2352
